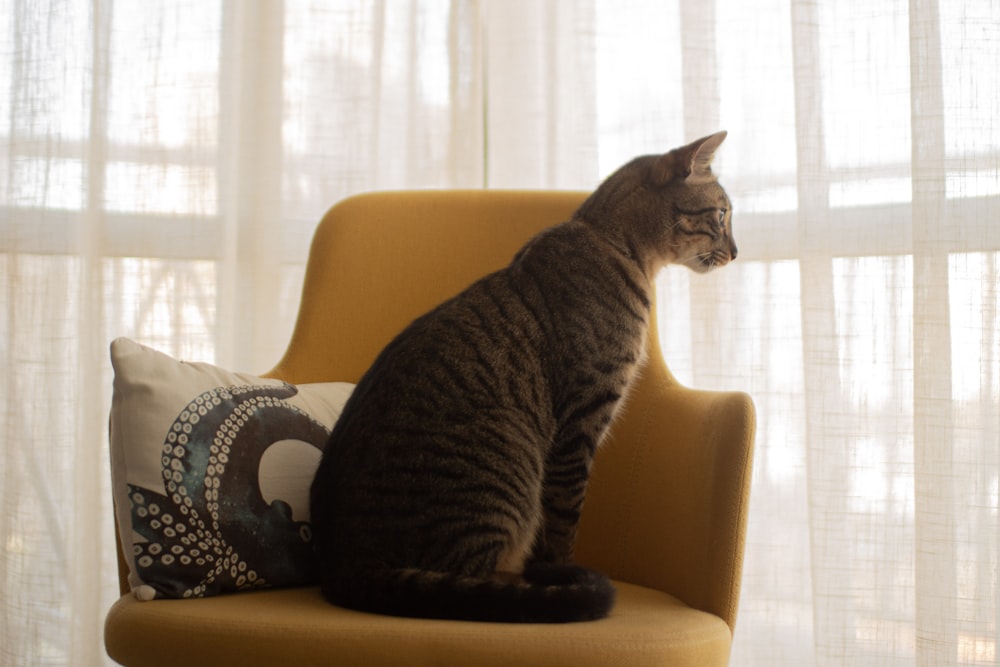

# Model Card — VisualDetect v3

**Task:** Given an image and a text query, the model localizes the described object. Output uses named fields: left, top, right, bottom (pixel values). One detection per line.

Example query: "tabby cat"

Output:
left=309, top=131, right=736, bottom=623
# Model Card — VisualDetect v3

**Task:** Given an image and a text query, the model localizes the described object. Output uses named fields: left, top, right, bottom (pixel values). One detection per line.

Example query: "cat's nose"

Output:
left=729, top=242, right=738, bottom=261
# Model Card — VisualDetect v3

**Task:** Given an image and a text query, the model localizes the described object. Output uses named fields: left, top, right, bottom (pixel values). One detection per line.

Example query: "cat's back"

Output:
left=380, top=217, right=649, bottom=378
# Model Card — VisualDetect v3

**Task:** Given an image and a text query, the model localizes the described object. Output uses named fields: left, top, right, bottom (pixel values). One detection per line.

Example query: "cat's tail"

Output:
left=321, top=563, right=616, bottom=623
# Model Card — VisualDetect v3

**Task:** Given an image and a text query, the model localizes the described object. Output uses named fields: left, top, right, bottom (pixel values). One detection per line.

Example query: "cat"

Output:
left=309, top=131, right=736, bottom=623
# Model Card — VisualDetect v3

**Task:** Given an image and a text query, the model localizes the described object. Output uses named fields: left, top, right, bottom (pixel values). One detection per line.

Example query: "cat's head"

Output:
left=582, top=131, right=737, bottom=275
left=649, top=131, right=736, bottom=273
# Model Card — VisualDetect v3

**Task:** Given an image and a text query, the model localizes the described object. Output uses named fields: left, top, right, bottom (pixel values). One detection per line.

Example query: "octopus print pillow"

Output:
left=109, top=337, right=354, bottom=600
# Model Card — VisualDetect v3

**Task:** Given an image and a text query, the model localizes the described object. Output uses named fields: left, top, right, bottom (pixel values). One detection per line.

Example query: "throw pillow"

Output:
left=109, top=337, right=353, bottom=600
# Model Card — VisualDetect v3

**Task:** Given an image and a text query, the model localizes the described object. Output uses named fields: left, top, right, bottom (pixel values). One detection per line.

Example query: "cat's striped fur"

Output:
left=310, top=131, right=736, bottom=623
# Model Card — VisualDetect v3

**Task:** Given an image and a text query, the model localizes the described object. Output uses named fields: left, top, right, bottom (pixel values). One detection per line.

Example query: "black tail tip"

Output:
left=523, top=563, right=616, bottom=622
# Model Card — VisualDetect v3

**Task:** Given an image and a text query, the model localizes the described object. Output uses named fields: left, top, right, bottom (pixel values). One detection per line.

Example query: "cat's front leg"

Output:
left=533, top=434, right=595, bottom=565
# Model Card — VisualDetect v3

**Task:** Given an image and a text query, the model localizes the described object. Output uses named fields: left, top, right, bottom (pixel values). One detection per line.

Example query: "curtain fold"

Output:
left=2, top=1, right=998, bottom=665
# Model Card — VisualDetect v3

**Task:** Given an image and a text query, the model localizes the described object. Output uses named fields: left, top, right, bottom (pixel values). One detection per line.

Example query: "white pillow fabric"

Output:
left=109, top=337, right=353, bottom=600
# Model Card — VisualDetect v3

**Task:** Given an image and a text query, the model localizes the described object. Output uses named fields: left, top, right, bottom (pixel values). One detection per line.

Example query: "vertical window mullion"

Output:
left=789, top=0, right=850, bottom=659
left=217, top=0, right=285, bottom=371
left=908, top=0, right=958, bottom=663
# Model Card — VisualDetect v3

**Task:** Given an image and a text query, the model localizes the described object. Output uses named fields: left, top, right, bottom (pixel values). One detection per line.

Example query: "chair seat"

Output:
left=105, top=580, right=732, bottom=667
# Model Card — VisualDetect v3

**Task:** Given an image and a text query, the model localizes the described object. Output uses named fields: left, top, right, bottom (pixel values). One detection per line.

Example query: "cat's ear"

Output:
left=685, top=130, right=727, bottom=182
left=652, top=130, right=727, bottom=184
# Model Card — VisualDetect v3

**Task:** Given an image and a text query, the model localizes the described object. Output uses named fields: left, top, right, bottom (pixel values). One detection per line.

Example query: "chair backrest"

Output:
left=268, top=190, right=594, bottom=384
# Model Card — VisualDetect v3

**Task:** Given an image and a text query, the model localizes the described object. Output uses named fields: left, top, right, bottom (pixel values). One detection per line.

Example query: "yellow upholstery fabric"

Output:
left=105, top=583, right=730, bottom=667
left=105, top=190, right=755, bottom=666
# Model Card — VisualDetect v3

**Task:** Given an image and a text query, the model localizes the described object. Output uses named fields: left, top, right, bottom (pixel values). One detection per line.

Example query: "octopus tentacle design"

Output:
left=128, top=383, right=329, bottom=598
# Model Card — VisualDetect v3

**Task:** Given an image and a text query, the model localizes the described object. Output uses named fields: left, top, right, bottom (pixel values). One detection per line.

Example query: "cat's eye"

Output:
left=718, top=209, right=727, bottom=225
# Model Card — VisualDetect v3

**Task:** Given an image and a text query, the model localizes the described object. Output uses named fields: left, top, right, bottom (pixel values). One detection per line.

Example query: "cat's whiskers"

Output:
left=677, top=249, right=714, bottom=263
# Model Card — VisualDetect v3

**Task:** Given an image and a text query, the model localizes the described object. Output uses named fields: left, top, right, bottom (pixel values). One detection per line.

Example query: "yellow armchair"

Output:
left=105, top=190, right=755, bottom=666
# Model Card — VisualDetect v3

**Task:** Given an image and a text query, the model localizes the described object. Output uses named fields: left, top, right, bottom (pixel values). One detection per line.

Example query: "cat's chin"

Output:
left=683, top=255, right=730, bottom=273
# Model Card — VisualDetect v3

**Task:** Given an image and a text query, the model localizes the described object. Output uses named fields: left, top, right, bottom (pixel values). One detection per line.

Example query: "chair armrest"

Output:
left=576, top=347, right=755, bottom=633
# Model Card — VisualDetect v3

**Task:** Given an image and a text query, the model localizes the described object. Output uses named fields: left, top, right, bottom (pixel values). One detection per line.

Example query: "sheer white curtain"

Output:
left=2, top=1, right=998, bottom=665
